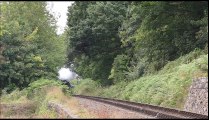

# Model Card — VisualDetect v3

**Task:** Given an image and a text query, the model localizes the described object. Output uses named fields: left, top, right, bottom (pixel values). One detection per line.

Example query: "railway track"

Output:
left=73, top=95, right=208, bottom=119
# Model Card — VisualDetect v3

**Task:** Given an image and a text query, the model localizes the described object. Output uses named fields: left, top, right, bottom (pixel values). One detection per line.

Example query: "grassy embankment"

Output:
left=72, top=49, right=208, bottom=109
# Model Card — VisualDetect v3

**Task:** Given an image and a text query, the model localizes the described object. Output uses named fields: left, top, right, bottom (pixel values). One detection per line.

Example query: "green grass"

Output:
left=73, top=50, right=208, bottom=109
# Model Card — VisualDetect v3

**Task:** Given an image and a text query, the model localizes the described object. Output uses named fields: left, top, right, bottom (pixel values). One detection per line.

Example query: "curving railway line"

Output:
left=73, top=95, right=208, bottom=119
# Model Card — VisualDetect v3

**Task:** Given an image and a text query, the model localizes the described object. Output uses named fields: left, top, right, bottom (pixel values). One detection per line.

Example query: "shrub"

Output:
left=109, top=54, right=130, bottom=83
left=72, top=78, right=102, bottom=96
left=195, top=54, right=208, bottom=72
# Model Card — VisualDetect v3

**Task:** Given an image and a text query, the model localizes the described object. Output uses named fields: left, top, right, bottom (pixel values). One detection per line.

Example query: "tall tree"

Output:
left=0, top=2, right=66, bottom=91
left=67, top=1, right=128, bottom=85
left=66, top=1, right=208, bottom=84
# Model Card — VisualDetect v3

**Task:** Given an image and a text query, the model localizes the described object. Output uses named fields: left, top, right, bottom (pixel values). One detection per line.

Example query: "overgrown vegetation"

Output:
left=66, top=1, right=208, bottom=86
left=0, top=78, right=72, bottom=118
left=0, top=2, right=67, bottom=92
left=67, top=2, right=208, bottom=109
left=72, top=50, right=208, bottom=109
left=0, top=1, right=208, bottom=117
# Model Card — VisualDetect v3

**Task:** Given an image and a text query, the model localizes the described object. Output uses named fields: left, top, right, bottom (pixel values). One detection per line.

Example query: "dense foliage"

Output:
left=66, top=1, right=129, bottom=85
left=0, top=1, right=208, bottom=93
left=66, top=1, right=208, bottom=85
left=0, top=2, right=67, bottom=92
left=0, top=1, right=208, bottom=112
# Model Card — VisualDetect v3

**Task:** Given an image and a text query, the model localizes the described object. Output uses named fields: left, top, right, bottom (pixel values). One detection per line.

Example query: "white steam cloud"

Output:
left=58, top=67, right=77, bottom=82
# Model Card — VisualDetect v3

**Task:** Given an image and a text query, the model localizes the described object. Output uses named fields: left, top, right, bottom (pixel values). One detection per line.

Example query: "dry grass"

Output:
left=1, top=84, right=97, bottom=118
left=193, top=70, right=208, bottom=78
left=64, top=97, right=97, bottom=118
left=45, top=86, right=96, bottom=118
left=0, top=102, right=36, bottom=118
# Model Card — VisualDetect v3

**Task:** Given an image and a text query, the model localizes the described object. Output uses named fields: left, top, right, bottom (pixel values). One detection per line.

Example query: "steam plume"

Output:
left=58, top=67, right=77, bottom=82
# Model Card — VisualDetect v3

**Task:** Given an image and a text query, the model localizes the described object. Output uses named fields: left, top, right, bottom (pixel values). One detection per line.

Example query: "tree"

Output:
left=66, top=1, right=128, bottom=85
left=66, top=1, right=208, bottom=84
left=108, top=1, right=208, bottom=82
left=0, top=2, right=66, bottom=91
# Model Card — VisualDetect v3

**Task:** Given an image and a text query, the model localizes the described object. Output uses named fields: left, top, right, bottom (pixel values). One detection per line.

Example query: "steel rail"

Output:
left=73, top=95, right=208, bottom=119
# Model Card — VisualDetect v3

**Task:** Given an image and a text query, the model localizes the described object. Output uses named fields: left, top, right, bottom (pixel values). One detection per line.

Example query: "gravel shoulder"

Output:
left=75, top=97, right=154, bottom=118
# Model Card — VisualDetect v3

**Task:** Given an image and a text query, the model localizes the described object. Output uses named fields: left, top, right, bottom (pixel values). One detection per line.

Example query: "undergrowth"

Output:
left=72, top=50, right=208, bottom=109
left=0, top=78, right=73, bottom=118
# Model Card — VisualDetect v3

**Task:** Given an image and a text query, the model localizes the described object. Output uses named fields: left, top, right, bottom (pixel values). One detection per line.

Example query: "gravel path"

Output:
left=75, top=97, right=155, bottom=118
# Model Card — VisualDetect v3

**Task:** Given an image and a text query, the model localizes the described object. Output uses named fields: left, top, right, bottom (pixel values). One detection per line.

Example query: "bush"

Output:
left=26, top=78, right=72, bottom=99
left=195, top=54, right=208, bottom=72
left=72, top=78, right=102, bottom=96
left=109, top=54, right=130, bottom=83
left=160, top=49, right=204, bottom=74
left=0, top=88, right=27, bottom=103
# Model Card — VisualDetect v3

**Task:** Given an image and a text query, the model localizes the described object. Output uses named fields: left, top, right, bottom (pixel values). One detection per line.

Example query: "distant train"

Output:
left=62, top=80, right=74, bottom=88
left=58, top=66, right=81, bottom=88
left=61, top=74, right=81, bottom=88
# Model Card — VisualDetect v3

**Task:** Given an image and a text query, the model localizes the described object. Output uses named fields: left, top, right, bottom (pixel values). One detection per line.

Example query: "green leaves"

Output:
left=0, top=2, right=67, bottom=91
left=66, top=2, right=128, bottom=84
left=65, top=1, right=208, bottom=85
left=120, top=1, right=208, bottom=78
left=109, top=54, right=130, bottom=83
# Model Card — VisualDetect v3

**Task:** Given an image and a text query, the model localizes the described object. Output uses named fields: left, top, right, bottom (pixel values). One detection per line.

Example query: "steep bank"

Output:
left=72, top=50, right=208, bottom=110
